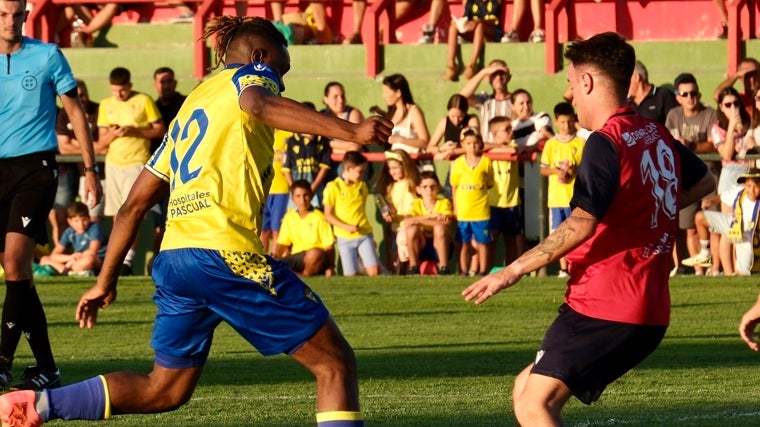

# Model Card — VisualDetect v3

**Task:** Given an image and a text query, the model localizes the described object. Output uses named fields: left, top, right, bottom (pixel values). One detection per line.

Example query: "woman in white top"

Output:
left=712, top=87, right=753, bottom=197
left=370, top=74, right=430, bottom=154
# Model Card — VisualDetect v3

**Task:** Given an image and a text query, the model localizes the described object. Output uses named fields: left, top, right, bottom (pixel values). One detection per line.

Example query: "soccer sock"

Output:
left=44, top=376, right=111, bottom=421
left=0, top=280, right=27, bottom=363
left=316, top=411, right=364, bottom=427
left=21, top=285, right=56, bottom=372
left=123, top=249, right=136, bottom=266
left=699, top=239, right=710, bottom=256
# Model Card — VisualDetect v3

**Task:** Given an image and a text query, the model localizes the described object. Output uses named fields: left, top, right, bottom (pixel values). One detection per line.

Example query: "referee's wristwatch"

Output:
left=83, top=165, right=100, bottom=174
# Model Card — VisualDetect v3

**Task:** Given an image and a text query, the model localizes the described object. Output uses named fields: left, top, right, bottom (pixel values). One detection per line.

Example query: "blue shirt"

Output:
left=59, top=222, right=107, bottom=259
left=0, top=37, right=77, bottom=158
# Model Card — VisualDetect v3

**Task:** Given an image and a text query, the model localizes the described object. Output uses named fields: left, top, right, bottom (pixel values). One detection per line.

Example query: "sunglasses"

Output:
left=677, top=91, right=699, bottom=98
left=723, top=101, right=741, bottom=108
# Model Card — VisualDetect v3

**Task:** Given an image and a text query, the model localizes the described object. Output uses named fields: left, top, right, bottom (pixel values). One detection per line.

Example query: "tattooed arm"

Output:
left=462, top=207, right=598, bottom=305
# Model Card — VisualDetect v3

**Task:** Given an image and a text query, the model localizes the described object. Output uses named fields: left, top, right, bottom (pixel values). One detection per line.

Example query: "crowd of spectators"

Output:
left=21, top=7, right=760, bottom=278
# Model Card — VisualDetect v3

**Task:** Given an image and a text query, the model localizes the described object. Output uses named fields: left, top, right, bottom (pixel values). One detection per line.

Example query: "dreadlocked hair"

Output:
left=202, top=16, right=288, bottom=71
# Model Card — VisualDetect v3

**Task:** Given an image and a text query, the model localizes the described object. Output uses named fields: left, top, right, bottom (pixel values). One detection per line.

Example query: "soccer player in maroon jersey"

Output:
left=463, top=32, right=717, bottom=426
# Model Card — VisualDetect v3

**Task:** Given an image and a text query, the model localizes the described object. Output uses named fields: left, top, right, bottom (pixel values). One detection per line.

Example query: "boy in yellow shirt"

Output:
left=539, top=102, right=585, bottom=277
left=323, top=151, right=381, bottom=276
left=276, top=180, right=335, bottom=277
left=450, top=129, right=494, bottom=275
left=486, top=115, right=526, bottom=268
left=405, top=172, right=454, bottom=275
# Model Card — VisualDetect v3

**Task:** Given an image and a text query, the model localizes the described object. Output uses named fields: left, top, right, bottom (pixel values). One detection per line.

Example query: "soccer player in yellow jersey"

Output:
left=450, top=129, right=494, bottom=276
left=0, top=16, right=392, bottom=427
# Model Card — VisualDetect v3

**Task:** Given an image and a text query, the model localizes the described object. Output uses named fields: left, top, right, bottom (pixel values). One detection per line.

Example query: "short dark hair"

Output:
left=553, top=102, right=575, bottom=118
left=66, top=201, right=89, bottom=218
left=564, top=32, right=635, bottom=101
left=419, top=171, right=440, bottom=185
left=291, top=179, right=312, bottom=194
left=342, top=150, right=367, bottom=167
left=674, top=72, right=697, bottom=89
left=153, top=67, right=175, bottom=78
left=109, top=67, right=131, bottom=85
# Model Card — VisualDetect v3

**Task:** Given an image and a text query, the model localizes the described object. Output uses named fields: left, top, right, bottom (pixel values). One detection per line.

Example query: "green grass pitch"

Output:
left=18, top=274, right=760, bottom=426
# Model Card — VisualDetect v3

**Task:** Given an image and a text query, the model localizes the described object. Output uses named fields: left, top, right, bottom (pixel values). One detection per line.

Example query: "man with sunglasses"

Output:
left=627, top=60, right=677, bottom=125
left=666, top=73, right=720, bottom=276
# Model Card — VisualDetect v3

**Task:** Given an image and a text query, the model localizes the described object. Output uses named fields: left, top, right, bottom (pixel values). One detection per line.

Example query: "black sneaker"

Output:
left=12, top=366, right=61, bottom=390
left=0, top=354, right=13, bottom=389
left=438, top=266, right=452, bottom=275
left=407, top=265, right=420, bottom=275
left=119, top=263, right=133, bottom=276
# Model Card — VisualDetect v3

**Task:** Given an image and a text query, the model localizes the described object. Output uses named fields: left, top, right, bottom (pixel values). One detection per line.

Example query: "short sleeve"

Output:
left=48, top=46, right=76, bottom=96
left=231, top=62, right=282, bottom=97
left=570, top=132, right=620, bottom=219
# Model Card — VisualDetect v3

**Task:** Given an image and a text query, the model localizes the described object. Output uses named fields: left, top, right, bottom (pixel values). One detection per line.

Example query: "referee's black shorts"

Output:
left=0, top=151, right=58, bottom=251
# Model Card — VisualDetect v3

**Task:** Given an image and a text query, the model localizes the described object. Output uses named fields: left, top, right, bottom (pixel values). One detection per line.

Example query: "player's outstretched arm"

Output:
left=739, top=293, right=760, bottom=351
left=76, top=170, right=168, bottom=329
left=240, top=86, right=393, bottom=146
left=462, top=207, right=597, bottom=305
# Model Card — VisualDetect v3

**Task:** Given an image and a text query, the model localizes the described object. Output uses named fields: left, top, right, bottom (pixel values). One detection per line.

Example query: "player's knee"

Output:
left=302, top=249, right=326, bottom=276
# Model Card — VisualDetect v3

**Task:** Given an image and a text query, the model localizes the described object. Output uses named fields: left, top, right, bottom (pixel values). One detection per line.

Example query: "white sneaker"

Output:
left=418, top=24, right=434, bottom=44
left=557, top=270, right=569, bottom=278
left=529, top=28, right=545, bottom=43
left=682, top=253, right=712, bottom=267
left=501, top=30, right=519, bottom=43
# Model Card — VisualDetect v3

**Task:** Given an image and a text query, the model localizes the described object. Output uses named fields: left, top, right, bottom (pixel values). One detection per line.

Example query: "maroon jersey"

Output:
left=566, top=107, right=681, bottom=326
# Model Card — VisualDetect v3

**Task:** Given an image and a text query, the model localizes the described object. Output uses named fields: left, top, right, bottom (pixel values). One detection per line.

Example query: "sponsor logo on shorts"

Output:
left=535, top=349, right=545, bottom=365
left=21, top=217, right=31, bottom=228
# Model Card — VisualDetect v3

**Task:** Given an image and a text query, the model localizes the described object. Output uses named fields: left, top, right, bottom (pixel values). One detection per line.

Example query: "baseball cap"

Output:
left=737, top=168, right=760, bottom=183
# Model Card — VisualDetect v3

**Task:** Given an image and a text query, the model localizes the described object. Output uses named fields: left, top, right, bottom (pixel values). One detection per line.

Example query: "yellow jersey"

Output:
left=410, top=196, right=453, bottom=237
left=539, top=135, right=585, bottom=208
left=322, top=177, right=373, bottom=239
left=488, top=159, right=520, bottom=208
left=271, top=130, right=292, bottom=195
left=277, top=208, right=335, bottom=254
left=146, top=62, right=283, bottom=252
left=98, top=92, right=162, bottom=167
left=388, top=181, right=417, bottom=230
left=450, top=155, right=494, bottom=221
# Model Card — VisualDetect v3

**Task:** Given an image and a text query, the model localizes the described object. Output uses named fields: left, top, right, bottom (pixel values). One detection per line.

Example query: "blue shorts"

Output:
left=489, top=206, right=522, bottom=235
left=549, top=207, right=572, bottom=232
left=151, top=248, right=329, bottom=368
left=456, top=220, right=492, bottom=244
left=262, top=193, right=289, bottom=233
